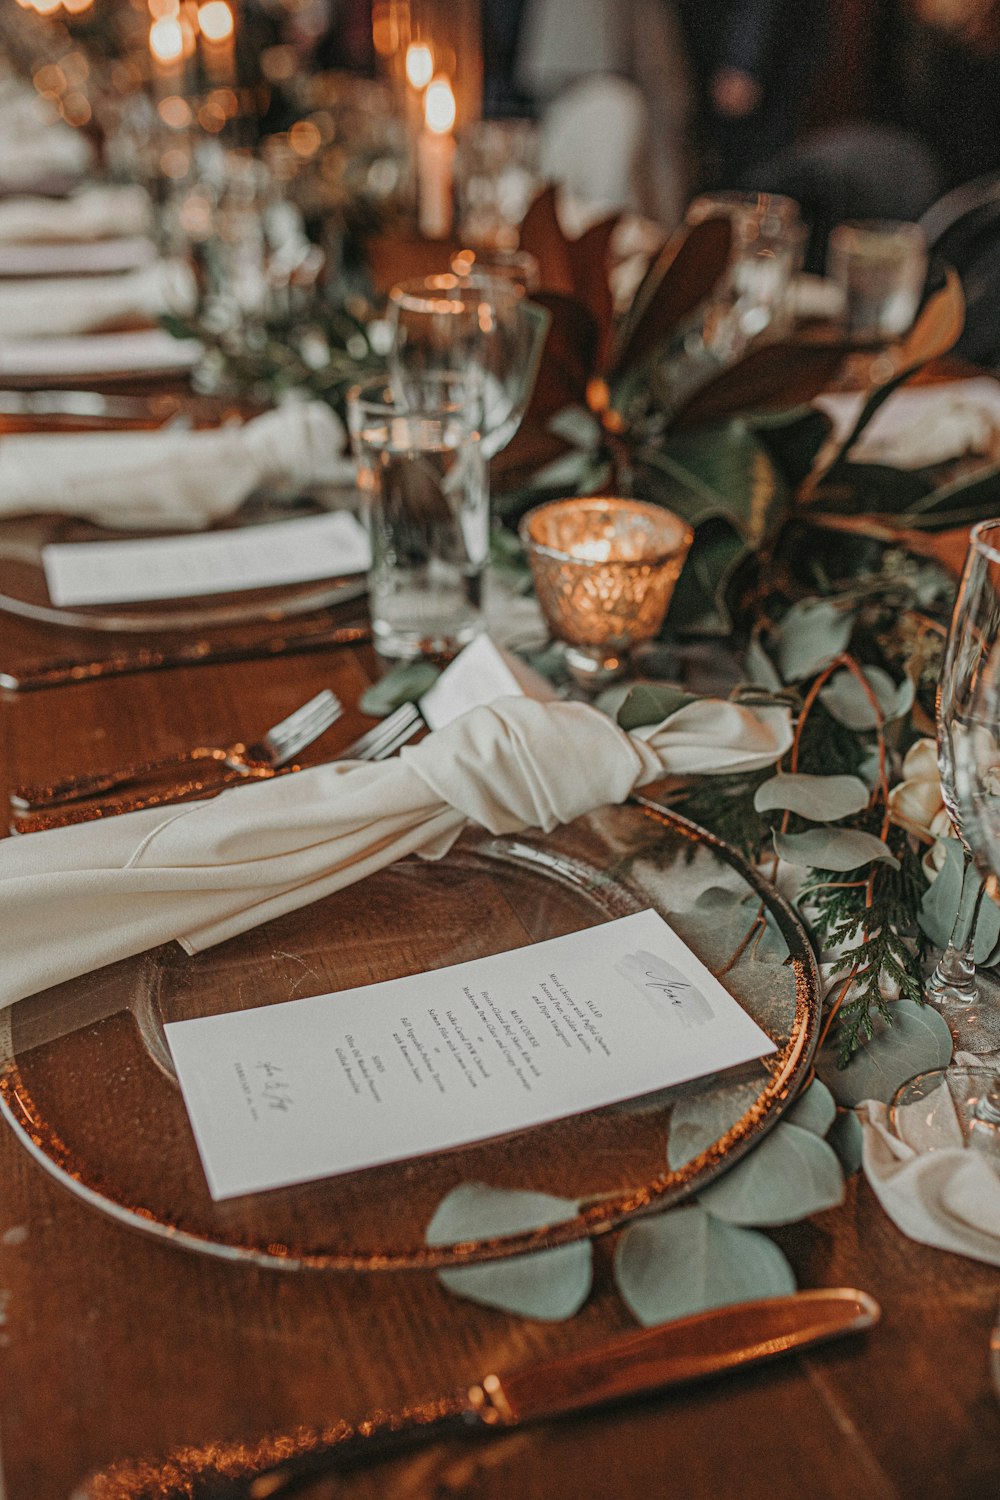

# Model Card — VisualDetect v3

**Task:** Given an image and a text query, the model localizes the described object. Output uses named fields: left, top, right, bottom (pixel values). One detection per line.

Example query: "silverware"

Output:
left=11, top=701, right=424, bottom=833
left=0, top=616, right=373, bottom=692
left=71, top=1288, right=880, bottom=1500
left=12, top=689, right=344, bottom=810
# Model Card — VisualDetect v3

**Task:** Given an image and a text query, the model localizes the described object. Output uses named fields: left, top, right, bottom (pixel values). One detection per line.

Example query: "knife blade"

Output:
left=72, top=1289, right=879, bottom=1500
left=0, top=389, right=180, bottom=421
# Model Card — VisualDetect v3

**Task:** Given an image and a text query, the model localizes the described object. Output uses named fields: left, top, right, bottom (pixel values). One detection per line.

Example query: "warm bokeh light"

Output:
left=63, top=0, right=97, bottom=14
left=198, top=1, right=234, bottom=43
left=405, top=42, right=433, bottom=91
left=424, top=75, right=456, bottom=135
left=32, top=0, right=63, bottom=17
left=149, top=15, right=184, bottom=63
left=148, top=0, right=180, bottom=19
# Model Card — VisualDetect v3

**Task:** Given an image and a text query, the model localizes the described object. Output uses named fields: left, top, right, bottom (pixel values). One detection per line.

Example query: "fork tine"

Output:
left=359, top=711, right=424, bottom=762
left=332, top=702, right=422, bottom=762
left=265, top=691, right=342, bottom=765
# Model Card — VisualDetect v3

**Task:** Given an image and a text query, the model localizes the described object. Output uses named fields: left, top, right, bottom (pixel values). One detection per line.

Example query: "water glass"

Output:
left=686, top=191, right=806, bottom=356
left=827, top=219, right=928, bottom=342
left=454, top=119, right=540, bottom=250
left=348, top=382, right=489, bottom=660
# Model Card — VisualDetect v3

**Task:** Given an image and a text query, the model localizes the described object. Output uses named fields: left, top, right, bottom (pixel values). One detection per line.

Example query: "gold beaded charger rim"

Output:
left=0, top=799, right=820, bottom=1271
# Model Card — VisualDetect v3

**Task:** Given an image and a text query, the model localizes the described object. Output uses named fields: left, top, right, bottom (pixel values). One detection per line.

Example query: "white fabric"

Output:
left=0, top=401, right=354, bottom=530
left=0, top=85, right=92, bottom=185
left=540, top=76, right=647, bottom=219
left=0, top=696, right=793, bottom=1009
left=0, top=260, right=195, bottom=341
left=860, top=1091, right=1000, bottom=1268
left=0, top=185, right=152, bottom=243
left=814, top=378, right=1000, bottom=470
left=0, top=328, right=201, bottom=380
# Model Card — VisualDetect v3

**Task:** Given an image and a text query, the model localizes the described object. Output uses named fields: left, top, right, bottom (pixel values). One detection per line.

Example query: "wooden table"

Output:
left=1, top=627, right=999, bottom=1500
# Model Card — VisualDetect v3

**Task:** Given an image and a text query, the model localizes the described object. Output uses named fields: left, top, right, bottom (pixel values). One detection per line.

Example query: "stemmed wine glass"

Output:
left=385, top=273, right=549, bottom=460
left=897, top=519, right=1000, bottom=1162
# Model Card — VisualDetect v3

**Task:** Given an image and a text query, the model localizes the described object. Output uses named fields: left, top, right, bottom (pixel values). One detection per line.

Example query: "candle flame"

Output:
left=198, top=0, right=234, bottom=42
left=424, top=75, right=455, bottom=135
left=150, top=15, right=185, bottom=62
left=405, top=42, right=434, bottom=90
left=32, top=0, right=63, bottom=15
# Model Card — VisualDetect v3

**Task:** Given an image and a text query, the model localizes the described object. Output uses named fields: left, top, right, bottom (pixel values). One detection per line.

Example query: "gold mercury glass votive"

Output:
left=519, top=497, right=693, bottom=686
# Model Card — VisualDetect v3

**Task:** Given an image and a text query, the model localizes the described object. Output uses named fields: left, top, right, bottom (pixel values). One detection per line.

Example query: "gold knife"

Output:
left=73, top=1289, right=879, bottom=1500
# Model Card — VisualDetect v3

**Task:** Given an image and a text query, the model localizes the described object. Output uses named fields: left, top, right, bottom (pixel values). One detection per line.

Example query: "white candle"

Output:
left=417, top=74, right=456, bottom=240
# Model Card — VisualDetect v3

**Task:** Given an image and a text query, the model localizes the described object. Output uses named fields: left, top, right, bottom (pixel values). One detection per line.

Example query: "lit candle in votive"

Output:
left=417, top=74, right=456, bottom=240
left=198, top=0, right=236, bottom=85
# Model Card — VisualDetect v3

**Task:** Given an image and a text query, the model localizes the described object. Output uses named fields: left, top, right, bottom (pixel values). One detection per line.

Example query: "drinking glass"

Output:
left=348, top=380, right=489, bottom=660
left=686, top=191, right=806, bottom=357
left=827, top=219, right=928, bottom=342
left=386, top=273, right=549, bottom=459
left=889, top=1066, right=1000, bottom=1167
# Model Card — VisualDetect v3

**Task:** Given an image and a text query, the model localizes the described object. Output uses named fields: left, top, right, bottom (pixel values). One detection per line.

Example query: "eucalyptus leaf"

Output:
left=960, top=864, right=1000, bottom=966
left=775, top=599, right=855, bottom=682
left=697, top=1122, right=844, bottom=1225
left=816, top=999, right=953, bottom=1106
left=827, top=1109, right=864, bottom=1176
left=427, top=1184, right=592, bottom=1321
left=359, top=661, right=440, bottom=717
left=615, top=683, right=694, bottom=731
left=918, top=837, right=965, bottom=950
left=614, top=1204, right=796, bottom=1326
left=819, top=665, right=915, bottom=730
left=773, top=827, right=899, bottom=871
left=754, top=773, right=869, bottom=822
left=786, top=1078, right=837, bottom=1136
left=744, top=636, right=784, bottom=691
left=666, top=1080, right=763, bottom=1169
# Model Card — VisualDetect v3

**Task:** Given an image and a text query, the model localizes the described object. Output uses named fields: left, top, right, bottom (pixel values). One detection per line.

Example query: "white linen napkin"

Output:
left=0, top=328, right=201, bottom=380
left=860, top=1084, right=1000, bottom=1268
left=814, top=379, right=1000, bottom=470
left=0, top=696, right=793, bottom=1009
left=0, top=185, right=152, bottom=243
left=0, top=260, right=195, bottom=340
left=0, top=401, right=355, bottom=530
left=0, top=87, right=92, bottom=185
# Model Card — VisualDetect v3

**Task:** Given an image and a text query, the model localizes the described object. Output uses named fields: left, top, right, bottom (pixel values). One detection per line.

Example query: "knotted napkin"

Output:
left=860, top=1063, right=1000, bottom=1268
left=0, top=260, right=194, bottom=341
left=0, top=185, right=152, bottom=243
left=0, top=696, right=792, bottom=1009
left=0, top=401, right=353, bottom=529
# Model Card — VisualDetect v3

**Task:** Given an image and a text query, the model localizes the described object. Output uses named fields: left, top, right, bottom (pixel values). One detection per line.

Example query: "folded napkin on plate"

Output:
left=0, top=85, right=93, bottom=184
left=0, top=185, right=152, bottom=243
left=0, top=401, right=355, bottom=530
left=860, top=1077, right=1000, bottom=1268
left=0, top=260, right=195, bottom=341
left=0, top=696, right=792, bottom=1009
left=814, top=379, right=1000, bottom=470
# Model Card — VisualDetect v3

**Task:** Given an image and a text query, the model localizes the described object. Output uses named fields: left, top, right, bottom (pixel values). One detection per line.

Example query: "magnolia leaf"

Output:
left=819, top=665, right=914, bottom=730
left=786, top=1078, right=837, bottom=1136
left=816, top=999, right=953, bottom=1107
left=773, top=827, right=899, bottom=871
left=671, top=340, right=850, bottom=431
left=524, top=292, right=600, bottom=424
left=427, top=1184, right=592, bottom=1321
left=610, top=216, right=732, bottom=379
left=567, top=213, right=618, bottom=365
left=615, top=683, right=695, bottom=731
left=754, top=773, right=869, bottom=822
left=666, top=1080, right=763, bottom=1170
left=827, top=1109, right=864, bottom=1176
left=519, top=185, right=576, bottom=296
left=359, top=661, right=440, bottom=717
left=698, top=1122, right=844, bottom=1226
left=774, top=598, right=855, bottom=682
left=614, top=1204, right=796, bottom=1326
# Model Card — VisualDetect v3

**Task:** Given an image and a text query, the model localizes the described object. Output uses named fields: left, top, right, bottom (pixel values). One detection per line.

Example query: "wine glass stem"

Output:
left=927, top=861, right=986, bottom=1006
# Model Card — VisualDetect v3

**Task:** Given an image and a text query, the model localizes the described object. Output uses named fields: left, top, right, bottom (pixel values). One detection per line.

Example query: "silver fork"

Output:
left=10, top=701, right=424, bottom=834
left=10, top=690, right=344, bottom=811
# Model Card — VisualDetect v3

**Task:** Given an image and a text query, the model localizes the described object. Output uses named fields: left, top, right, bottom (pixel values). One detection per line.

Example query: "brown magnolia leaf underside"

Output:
left=670, top=340, right=850, bottom=430
left=609, top=216, right=733, bottom=380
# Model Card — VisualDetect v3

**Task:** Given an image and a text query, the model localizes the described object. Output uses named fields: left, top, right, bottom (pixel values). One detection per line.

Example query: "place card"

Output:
left=165, top=909, right=777, bottom=1200
left=419, top=633, right=559, bottom=730
left=42, top=511, right=371, bottom=606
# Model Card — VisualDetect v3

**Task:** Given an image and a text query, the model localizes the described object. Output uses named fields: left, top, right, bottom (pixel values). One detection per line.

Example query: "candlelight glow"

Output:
left=424, top=75, right=456, bottom=135
left=63, top=0, right=96, bottom=13
left=150, top=15, right=184, bottom=62
left=198, top=1, right=234, bottom=42
left=405, top=42, right=433, bottom=91
left=32, top=0, right=63, bottom=16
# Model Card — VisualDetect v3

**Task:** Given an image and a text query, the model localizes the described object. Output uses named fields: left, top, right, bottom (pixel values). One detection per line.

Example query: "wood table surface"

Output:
left=1, top=596, right=999, bottom=1500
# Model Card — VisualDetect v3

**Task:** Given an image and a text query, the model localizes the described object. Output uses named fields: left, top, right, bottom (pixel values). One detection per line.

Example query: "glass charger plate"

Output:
left=0, top=504, right=366, bottom=632
left=0, top=801, right=820, bottom=1270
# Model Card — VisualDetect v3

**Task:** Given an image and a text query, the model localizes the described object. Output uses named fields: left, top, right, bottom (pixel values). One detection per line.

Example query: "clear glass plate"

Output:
left=0, top=800, right=820, bottom=1270
left=0, top=501, right=366, bottom=632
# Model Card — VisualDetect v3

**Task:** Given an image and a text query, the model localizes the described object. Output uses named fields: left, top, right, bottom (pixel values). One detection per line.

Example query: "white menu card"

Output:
left=42, top=511, right=371, bottom=606
left=165, top=910, right=776, bottom=1200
